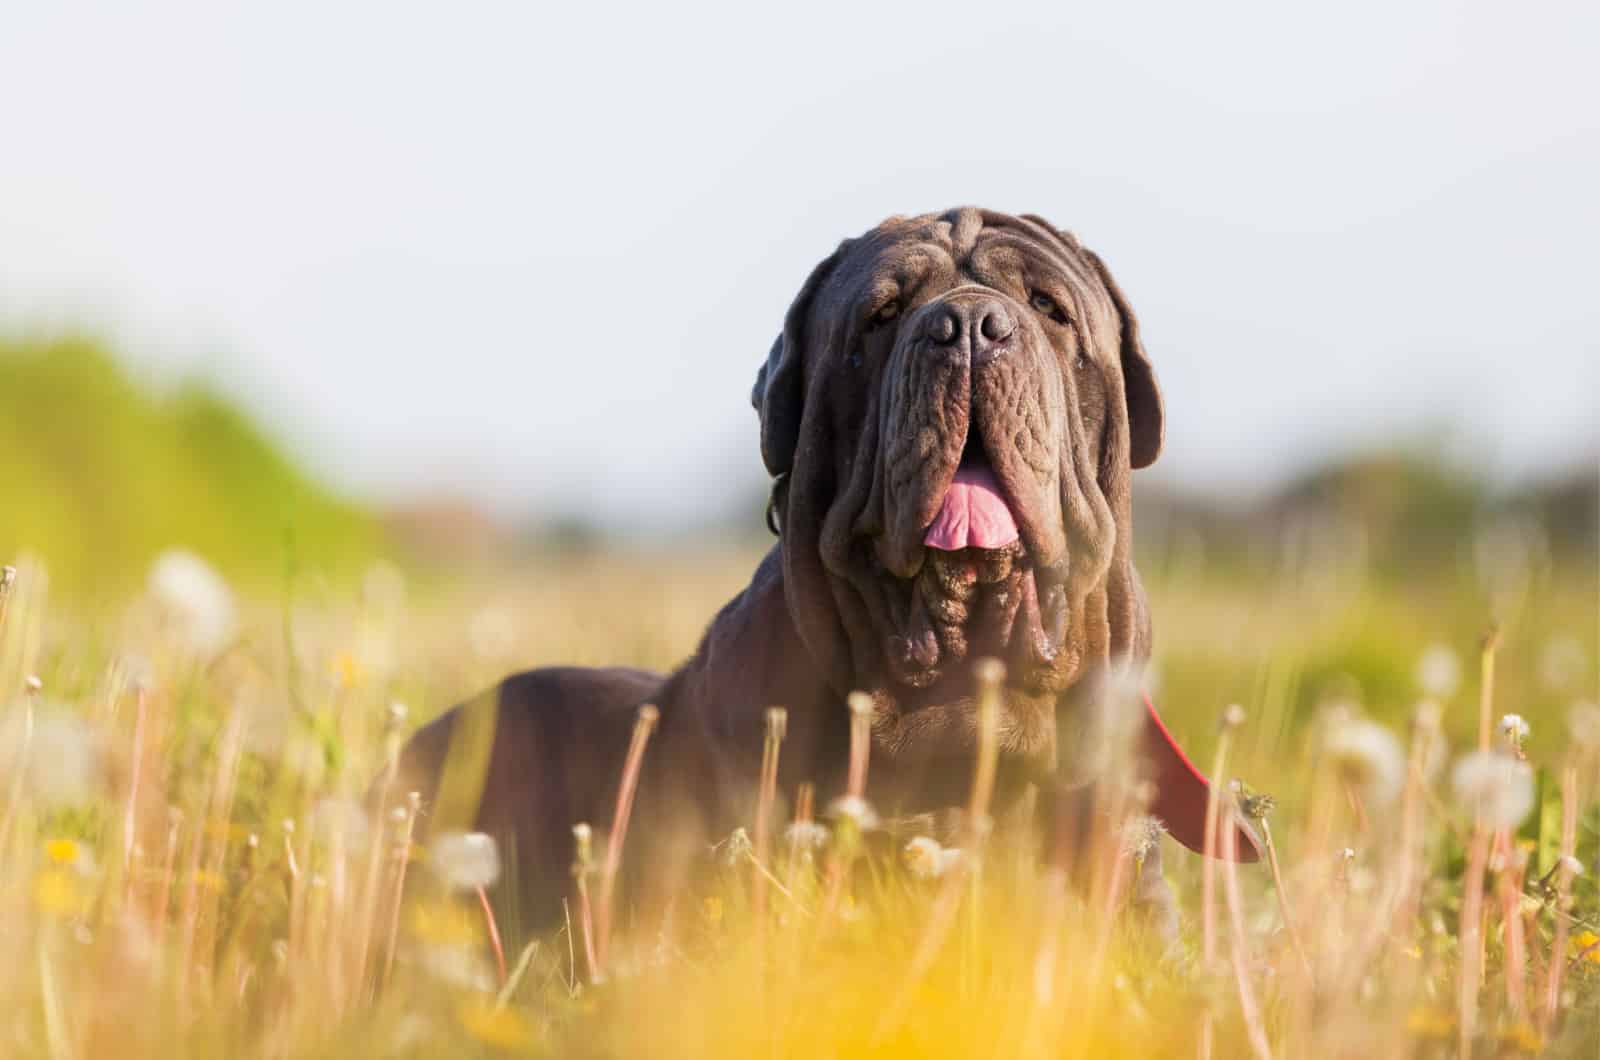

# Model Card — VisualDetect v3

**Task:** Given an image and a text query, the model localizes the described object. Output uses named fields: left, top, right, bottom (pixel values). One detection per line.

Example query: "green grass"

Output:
left=0, top=534, right=1596, bottom=1058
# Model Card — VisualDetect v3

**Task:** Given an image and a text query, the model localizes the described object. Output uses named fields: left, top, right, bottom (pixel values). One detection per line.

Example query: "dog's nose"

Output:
left=927, top=298, right=1015, bottom=364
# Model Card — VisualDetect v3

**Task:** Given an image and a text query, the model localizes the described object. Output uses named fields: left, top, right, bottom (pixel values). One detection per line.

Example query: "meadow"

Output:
left=5, top=325, right=1600, bottom=1058
left=1, top=519, right=1597, bottom=1058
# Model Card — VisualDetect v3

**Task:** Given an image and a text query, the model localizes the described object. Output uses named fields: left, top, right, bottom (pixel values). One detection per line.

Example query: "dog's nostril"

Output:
left=979, top=308, right=1013, bottom=343
left=930, top=308, right=960, bottom=345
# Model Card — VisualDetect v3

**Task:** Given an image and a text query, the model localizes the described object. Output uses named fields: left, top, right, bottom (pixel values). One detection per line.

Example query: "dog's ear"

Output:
left=1083, top=249, right=1164, bottom=470
left=752, top=242, right=848, bottom=477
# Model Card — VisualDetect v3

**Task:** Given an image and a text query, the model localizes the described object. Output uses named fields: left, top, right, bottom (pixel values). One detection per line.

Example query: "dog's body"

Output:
left=395, top=207, right=1256, bottom=931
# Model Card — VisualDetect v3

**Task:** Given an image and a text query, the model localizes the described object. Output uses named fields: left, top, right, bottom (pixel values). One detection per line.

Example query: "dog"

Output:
left=393, top=207, right=1258, bottom=936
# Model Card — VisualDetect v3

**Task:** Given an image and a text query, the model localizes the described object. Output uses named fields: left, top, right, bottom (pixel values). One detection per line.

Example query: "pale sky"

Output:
left=3, top=2, right=1596, bottom=527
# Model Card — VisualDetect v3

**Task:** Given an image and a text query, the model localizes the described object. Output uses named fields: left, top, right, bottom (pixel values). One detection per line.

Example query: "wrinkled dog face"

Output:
left=755, top=208, right=1163, bottom=764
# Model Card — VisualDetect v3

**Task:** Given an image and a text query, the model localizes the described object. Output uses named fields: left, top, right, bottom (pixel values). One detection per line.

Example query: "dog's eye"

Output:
left=1029, top=291, right=1069, bottom=325
left=870, top=301, right=901, bottom=328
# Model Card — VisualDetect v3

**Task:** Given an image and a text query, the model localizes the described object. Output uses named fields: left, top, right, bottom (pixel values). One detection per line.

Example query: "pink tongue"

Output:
left=923, top=465, right=1020, bottom=551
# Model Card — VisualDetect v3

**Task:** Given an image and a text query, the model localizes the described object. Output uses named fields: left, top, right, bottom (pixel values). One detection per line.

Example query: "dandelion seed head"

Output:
left=18, top=713, right=103, bottom=806
left=784, top=820, right=829, bottom=851
left=1324, top=719, right=1406, bottom=806
left=429, top=831, right=501, bottom=892
left=1451, top=751, right=1536, bottom=830
left=1120, top=815, right=1166, bottom=862
left=825, top=794, right=880, bottom=831
left=1540, top=636, right=1588, bottom=694
left=901, top=836, right=962, bottom=879
left=1568, top=702, right=1600, bottom=748
left=1416, top=644, right=1462, bottom=698
left=1498, top=713, right=1531, bottom=748
left=718, top=827, right=752, bottom=867
left=148, top=549, right=237, bottom=655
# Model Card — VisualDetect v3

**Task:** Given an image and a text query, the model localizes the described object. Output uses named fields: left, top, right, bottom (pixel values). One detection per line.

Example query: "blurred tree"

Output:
left=0, top=334, right=377, bottom=600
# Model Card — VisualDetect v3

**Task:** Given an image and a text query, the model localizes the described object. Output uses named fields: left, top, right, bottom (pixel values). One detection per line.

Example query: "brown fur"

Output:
left=393, top=208, right=1254, bottom=932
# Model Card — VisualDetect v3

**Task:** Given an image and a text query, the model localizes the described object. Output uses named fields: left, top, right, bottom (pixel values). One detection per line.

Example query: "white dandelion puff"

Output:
left=148, top=549, right=237, bottom=655
left=1416, top=644, right=1462, bottom=698
left=825, top=795, right=880, bottom=831
left=1568, top=701, right=1600, bottom=748
left=13, top=713, right=103, bottom=806
left=429, top=831, right=502, bottom=892
left=902, top=836, right=962, bottom=879
left=1324, top=719, right=1406, bottom=807
left=1540, top=636, right=1587, bottom=694
left=1451, top=751, right=1536, bottom=831
left=1120, top=815, right=1167, bottom=862
left=1498, top=713, right=1531, bottom=753
left=783, top=820, right=829, bottom=851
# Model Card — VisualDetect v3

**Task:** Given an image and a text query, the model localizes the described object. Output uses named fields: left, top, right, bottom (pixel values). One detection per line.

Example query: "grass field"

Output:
left=1, top=533, right=1597, bottom=1058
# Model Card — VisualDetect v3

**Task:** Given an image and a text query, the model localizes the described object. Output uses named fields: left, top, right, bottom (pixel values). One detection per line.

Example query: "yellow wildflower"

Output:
left=332, top=651, right=366, bottom=689
left=1497, top=1021, right=1544, bottom=1054
left=33, top=869, right=92, bottom=918
left=1406, top=1005, right=1455, bottom=1039
left=1571, top=930, right=1600, bottom=964
left=44, top=838, right=82, bottom=866
left=456, top=997, right=538, bottom=1051
left=408, top=899, right=483, bottom=946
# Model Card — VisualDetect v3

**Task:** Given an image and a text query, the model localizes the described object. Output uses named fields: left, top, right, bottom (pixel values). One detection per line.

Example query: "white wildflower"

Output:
left=148, top=549, right=237, bottom=655
left=902, top=836, right=963, bottom=879
left=1568, top=701, right=1600, bottom=748
left=783, top=820, right=829, bottom=851
left=1451, top=751, right=1536, bottom=830
left=1498, top=713, right=1531, bottom=752
left=1559, top=855, right=1585, bottom=878
left=1416, top=644, right=1462, bottom=698
left=716, top=827, right=753, bottom=867
left=1120, top=815, right=1167, bottom=862
left=1540, top=636, right=1587, bottom=694
left=825, top=795, right=880, bottom=831
left=14, top=713, right=103, bottom=806
left=1324, top=719, right=1406, bottom=806
left=429, top=831, right=501, bottom=891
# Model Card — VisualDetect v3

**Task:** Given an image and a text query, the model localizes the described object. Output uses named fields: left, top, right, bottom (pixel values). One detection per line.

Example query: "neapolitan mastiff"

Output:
left=393, top=207, right=1258, bottom=934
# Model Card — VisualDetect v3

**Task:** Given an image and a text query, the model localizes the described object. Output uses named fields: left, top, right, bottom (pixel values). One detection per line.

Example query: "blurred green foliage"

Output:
left=0, top=333, right=378, bottom=600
